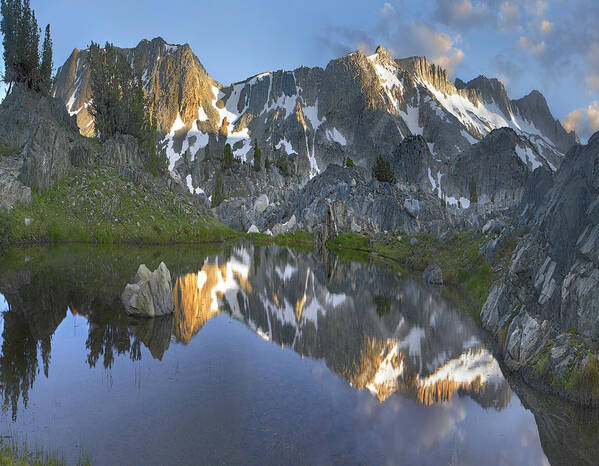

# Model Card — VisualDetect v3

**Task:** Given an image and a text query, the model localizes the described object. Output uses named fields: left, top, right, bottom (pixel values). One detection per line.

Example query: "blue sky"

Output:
left=1, top=0, right=598, bottom=140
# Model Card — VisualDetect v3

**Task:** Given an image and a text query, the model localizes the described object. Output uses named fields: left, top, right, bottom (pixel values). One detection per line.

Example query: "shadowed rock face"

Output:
left=481, top=131, right=599, bottom=404
left=52, top=38, right=576, bottom=195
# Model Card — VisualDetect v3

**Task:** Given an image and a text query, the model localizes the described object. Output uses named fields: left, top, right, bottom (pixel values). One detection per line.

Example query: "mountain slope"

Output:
left=53, top=38, right=577, bottom=199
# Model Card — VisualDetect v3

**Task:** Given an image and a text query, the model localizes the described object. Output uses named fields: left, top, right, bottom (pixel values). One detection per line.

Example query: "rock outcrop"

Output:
left=121, top=263, right=174, bottom=318
left=423, top=264, right=443, bottom=285
left=481, top=131, right=599, bottom=404
left=0, top=84, right=99, bottom=193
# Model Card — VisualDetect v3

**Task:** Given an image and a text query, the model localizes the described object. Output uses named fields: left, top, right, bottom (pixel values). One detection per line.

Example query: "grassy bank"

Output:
left=0, top=437, right=91, bottom=466
left=327, top=230, right=516, bottom=323
left=247, top=231, right=314, bottom=251
left=0, top=166, right=237, bottom=245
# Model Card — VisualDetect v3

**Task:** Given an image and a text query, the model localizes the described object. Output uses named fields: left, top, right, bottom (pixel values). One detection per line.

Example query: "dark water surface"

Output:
left=0, top=243, right=597, bottom=465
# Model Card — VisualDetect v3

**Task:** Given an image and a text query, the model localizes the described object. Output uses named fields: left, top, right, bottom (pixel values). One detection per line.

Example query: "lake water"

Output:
left=0, top=243, right=597, bottom=465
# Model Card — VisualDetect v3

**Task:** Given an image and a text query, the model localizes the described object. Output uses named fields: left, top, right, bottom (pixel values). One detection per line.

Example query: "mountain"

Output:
left=52, top=38, right=577, bottom=198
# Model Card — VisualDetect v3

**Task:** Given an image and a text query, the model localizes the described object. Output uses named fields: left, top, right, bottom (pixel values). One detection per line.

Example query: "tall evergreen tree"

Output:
left=1, top=0, right=46, bottom=91
left=253, top=139, right=261, bottom=171
left=211, top=172, right=225, bottom=207
left=1, top=0, right=18, bottom=87
left=223, top=143, right=233, bottom=169
left=39, top=23, right=52, bottom=92
left=469, top=177, right=478, bottom=204
left=372, top=156, right=396, bottom=184
left=88, top=41, right=161, bottom=174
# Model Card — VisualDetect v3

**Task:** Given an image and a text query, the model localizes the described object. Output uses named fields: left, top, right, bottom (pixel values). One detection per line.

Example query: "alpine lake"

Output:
left=0, top=242, right=597, bottom=465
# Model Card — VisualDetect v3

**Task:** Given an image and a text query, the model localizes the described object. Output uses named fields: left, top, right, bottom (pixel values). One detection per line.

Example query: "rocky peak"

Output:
left=396, top=56, right=456, bottom=95
left=512, top=90, right=577, bottom=153
left=456, top=75, right=513, bottom=118
left=52, top=37, right=220, bottom=136
left=373, top=44, right=392, bottom=61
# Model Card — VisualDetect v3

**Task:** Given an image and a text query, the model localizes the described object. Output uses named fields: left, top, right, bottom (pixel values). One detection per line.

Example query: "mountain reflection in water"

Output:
left=0, top=243, right=596, bottom=465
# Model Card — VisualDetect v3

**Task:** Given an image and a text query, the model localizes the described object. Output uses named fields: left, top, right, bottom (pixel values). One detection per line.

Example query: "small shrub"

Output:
left=372, top=156, right=396, bottom=184
left=570, top=354, right=599, bottom=402
left=374, top=296, right=393, bottom=317
left=275, top=156, right=291, bottom=177
left=0, top=145, right=20, bottom=157
left=223, top=143, right=234, bottom=169
left=346, top=157, right=355, bottom=167
left=211, top=172, right=225, bottom=207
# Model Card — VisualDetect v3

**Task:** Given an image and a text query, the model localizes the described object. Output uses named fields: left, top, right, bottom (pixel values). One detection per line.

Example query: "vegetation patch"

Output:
left=328, top=229, right=516, bottom=324
left=0, top=437, right=91, bottom=466
left=328, top=232, right=371, bottom=251
left=247, top=231, right=314, bottom=251
left=0, top=145, right=21, bottom=157
left=564, top=353, right=599, bottom=404
left=0, top=166, right=237, bottom=245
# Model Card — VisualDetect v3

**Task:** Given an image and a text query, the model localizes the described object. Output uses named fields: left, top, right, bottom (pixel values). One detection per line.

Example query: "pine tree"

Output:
left=469, top=177, right=478, bottom=204
left=88, top=41, right=159, bottom=172
left=211, top=172, right=225, bottom=207
left=223, top=143, right=233, bottom=169
left=1, top=0, right=46, bottom=91
left=253, top=139, right=261, bottom=171
left=39, top=23, right=52, bottom=93
left=372, top=156, right=396, bottom=184
left=1, top=0, right=19, bottom=87
left=345, top=157, right=355, bottom=167
left=264, top=156, right=270, bottom=171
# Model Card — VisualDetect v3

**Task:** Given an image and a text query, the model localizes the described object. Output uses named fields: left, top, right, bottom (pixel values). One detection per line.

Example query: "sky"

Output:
left=1, top=0, right=598, bottom=140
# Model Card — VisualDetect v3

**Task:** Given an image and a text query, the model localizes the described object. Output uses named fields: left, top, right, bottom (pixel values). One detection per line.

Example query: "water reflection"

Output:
left=0, top=243, right=597, bottom=465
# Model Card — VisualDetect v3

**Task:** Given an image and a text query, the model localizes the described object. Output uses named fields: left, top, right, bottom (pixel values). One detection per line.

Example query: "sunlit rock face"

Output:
left=53, top=38, right=575, bottom=194
left=182, top=243, right=512, bottom=409
left=171, top=250, right=252, bottom=344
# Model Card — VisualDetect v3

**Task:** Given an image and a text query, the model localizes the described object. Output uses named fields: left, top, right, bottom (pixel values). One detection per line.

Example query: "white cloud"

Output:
left=525, top=0, right=548, bottom=17
left=562, top=101, right=599, bottom=142
left=518, top=36, right=545, bottom=54
left=539, top=20, right=553, bottom=33
left=409, top=23, right=465, bottom=74
left=498, top=1, right=521, bottom=30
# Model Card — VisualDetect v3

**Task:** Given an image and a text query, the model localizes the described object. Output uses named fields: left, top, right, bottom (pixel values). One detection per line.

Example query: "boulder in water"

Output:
left=423, top=263, right=443, bottom=285
left=121, top=262, right=174, bottom=317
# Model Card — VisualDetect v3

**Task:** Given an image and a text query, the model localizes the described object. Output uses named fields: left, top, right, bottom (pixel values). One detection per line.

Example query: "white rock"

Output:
left=121, top=262, right=174, bottom=317
left=254, top=194, right=269, bottom=214
left=24, top=217, right=32, bottom=226
left=350, top=220, right=362, bottom=233
left=247, top=224, right=260, bottom=234
left=272, top=215, right=296, bottom=236
left=403, top=198, right=420, bottom=218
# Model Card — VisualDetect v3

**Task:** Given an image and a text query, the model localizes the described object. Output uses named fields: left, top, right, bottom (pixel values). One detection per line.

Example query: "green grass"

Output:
left=0, top=438, right=69, bottom=466
left=328, top=232, right=371, bottom=250
left=327, top=230, right=516, bottom=324
left=0, top=145, right=21, bottom=157
left=247, top=231, right=314, bottom=251
left=0, top=166, right=237, bottom=245
left=563, top=353, right=599, bottom=404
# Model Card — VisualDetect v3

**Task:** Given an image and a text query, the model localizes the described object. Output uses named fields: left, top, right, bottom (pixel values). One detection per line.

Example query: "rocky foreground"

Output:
left=482, top=132, right=599, bottom=405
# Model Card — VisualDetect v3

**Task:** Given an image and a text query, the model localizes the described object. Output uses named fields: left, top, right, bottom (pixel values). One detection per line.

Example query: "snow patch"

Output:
left=515, top=144, right=542, bottom=171
left=460, top=129, right=479, bottom=145
left=326, top=128, right=347, bottom=145
left=399, top=105, right=422, bottom=136
left=276, top=138, right=296, bottom=155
